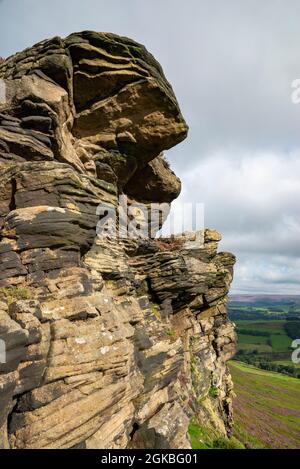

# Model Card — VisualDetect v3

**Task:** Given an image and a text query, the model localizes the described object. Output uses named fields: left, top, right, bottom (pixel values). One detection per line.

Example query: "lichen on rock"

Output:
left=0, top=31, right=236, bottom=449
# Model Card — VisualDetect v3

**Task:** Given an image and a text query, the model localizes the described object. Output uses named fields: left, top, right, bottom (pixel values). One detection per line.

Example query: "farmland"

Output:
left=229, top=296, right=300, bottom=378
left=188, top=296, right=300, bottom=449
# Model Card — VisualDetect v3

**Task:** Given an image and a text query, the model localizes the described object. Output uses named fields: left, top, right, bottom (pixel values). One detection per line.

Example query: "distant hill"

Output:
left=229, top=294, right=300, bottom=306
left=230, top=361, right=300, bottom=448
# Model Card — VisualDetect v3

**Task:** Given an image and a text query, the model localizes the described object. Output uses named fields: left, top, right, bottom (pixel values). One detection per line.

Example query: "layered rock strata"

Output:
left=0, top=32, right=236, bottom=449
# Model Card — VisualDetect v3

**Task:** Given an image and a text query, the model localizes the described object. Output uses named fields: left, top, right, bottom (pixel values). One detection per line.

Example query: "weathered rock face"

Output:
left=0, top=32, right=236, bottom=449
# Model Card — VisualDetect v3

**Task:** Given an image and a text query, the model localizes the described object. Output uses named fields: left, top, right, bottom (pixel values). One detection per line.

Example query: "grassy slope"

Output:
left=229, top=361, right=300, bottom=449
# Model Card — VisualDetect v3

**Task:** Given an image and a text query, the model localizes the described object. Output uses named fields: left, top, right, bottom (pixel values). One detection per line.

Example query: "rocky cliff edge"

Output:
left=0, top=31, right=236, bottom=449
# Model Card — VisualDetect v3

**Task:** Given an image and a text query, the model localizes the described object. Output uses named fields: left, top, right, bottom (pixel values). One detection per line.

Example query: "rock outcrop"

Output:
left=0, top=32, right=236, bottom=449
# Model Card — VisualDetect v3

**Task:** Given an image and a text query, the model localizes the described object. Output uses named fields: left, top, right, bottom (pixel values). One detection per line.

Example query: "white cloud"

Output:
left=231, top=254, right=300, bottom=294
left=171, top=149, right=300, bottom=293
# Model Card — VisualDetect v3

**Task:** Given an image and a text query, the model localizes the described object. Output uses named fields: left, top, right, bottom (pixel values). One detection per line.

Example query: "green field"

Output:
left=228, top=298, right=300, bottom=448
left=237, top=321, right=292, bottom=352
left=236, top=320, right=293, bottom=355
left=236, top=319, right=287, bottom=332
left=229, top=298, right=300, bottom=322
left=238, top=342, right=272, bottom=353
left=233, top=317, right=300, bottom=377
left=230, top=361, right=300, bottom=449
left=238, top=334, right=269, bottom=345
left=228, top=296, right=300, bottom=378
left=270, top=334, right=292, bottom=351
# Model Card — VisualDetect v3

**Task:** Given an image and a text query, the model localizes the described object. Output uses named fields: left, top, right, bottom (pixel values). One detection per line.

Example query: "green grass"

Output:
left=230, top=361, right=300, bottom=448
left=188, top=422, right=213, bottom=449
left=165, top=329, right=177, bottom=337
left=238, top=333, right=269, bottom=345
left=235, top=320, right=294, bottom=365
left=0, top=286, right=33, bottom=305
left=150, top=304, right=161, bottom=321
left=188, top=421, right=244, bottom=449
left=208, top=386, right=218, bottom=398
left=270, top=334, right=292, bottom=351
left=238, top=343, right=273, bottom=353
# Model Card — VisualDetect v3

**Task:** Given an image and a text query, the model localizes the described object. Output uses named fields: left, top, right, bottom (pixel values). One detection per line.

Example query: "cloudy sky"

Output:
left=0, top=0, right=299, bottom=294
